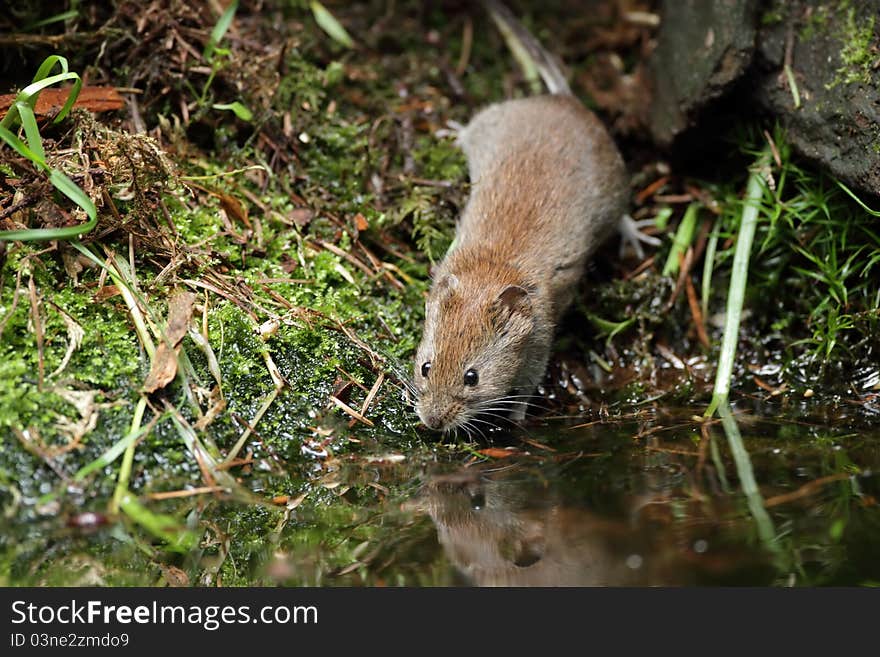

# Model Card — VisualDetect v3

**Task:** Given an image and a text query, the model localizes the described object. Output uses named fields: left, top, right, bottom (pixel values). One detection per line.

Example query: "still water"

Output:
left=310, top=402, right=878, bottom=586
left=3, top=404, right=878, bottom=586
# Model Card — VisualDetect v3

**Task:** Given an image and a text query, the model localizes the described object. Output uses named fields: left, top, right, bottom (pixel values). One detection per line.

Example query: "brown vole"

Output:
left=413, top=2, right=629, bottom=434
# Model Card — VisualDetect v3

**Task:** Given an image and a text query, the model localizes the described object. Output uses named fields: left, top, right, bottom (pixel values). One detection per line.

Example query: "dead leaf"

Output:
left=215, top=191, right=251, bottom=229
left=0, top=86, right=124, bottom=117
left=94, top=285, right=121, bottom=302
left=280, top=254, right=299, bottom=273
left=51, top=387, right=101, bottom=454
left=164, top=291, right=196, bottom=344
left=285, top=492, right=308, bottom=510
left=477, top=448, right=519, bottom=459
left=46, top=302, right=84, bottom=379
left=141, top=344, right=180, bottom=394
left=142, top=290, right=195, bottom=393
left=336, top=561, right=364, bottom=576
left=193, top=386, right=227, bottom=431
left=289, top=208, right=313, bottom=227
left=160, top=565, right=190, bottom=587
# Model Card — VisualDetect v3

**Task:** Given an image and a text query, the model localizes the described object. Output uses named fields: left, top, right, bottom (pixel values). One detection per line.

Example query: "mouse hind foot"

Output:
left=618, top=214, right=662, bottom=260
left=434, top=119, right=465, bottom=141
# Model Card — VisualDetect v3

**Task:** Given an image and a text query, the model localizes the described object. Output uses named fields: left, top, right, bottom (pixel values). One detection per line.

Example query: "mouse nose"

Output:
left=424, top=415, right=442, bottom=430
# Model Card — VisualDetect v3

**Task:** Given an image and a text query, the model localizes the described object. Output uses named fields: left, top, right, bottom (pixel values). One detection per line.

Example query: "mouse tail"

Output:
left=481, top=0, right=571, bottom=96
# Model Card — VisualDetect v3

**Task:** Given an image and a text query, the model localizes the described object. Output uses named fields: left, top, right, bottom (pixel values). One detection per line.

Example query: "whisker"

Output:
left=461, top=418, right=487, bottom=442
left=480, top=394, right=545, bottom=403
left=476, top=395, right=540, bottom=402
left=380, top=377, right=417, bottom=398
left=475, top=409, right=519, bottom=419
left=467, top=415, right=505, bottom=430
left=470, top=411, right=523, bottom=432
left=475, top=401, right=541, bottom=411
left=486, top=394, right=540, bottom=399
left=476, top=399, right=547, bottom=413
left=471, top=423, right=489, bottom=442
left=480, top=395, right=537, bottom=406
left=472, top=405, right=535, bottom=417
left=483, top=418, right=522, bottom=433
left=470, top=409, right=525, bottom=421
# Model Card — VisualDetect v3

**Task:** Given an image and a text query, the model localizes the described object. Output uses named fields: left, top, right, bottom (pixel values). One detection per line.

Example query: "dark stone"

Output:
left=649, top=0, right=759, bottom=146
left=648, top=0, right=880, bottom=196
left=753, top=0, right=880, bottom=195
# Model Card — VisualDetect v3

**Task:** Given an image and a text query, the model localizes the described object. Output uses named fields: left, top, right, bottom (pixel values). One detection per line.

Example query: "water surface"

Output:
left=2, top=404, right=878, bottom=586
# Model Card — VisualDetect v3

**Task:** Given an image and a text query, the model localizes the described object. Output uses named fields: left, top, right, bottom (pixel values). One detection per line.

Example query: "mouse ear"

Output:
left=426, top=273, right=458, bottom=309
left=434, top=273, right=459, bottom=297
left=492, top=285, right=532, bottom=330
left=425, top=273, right=459, bottom=323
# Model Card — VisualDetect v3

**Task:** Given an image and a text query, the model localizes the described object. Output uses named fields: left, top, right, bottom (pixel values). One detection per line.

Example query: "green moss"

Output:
left=0, top=249, right=144, bottom=437
left=799, top=4, right=831, bottom=41
left=826, top=3, right=877, bottom=88
left=761, top=3, right=787, bottom=26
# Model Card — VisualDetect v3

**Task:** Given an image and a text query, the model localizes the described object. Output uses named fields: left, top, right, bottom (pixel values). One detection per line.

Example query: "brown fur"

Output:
left=414, top=94, right=628, bottom=432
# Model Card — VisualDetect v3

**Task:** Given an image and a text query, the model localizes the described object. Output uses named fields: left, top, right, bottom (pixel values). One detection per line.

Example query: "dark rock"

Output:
left=649, top=0, right=759, bottom=146
left=649, top=0, right=880, bottom=197
left=753, top=0, right=880, bottom=195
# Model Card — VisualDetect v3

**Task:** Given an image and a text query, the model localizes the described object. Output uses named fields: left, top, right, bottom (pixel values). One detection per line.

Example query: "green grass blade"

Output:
left=17, top=71, right=83, bottom=123
left=48, top=169, right=97, bottom=219
left=653, top=206, right=674, bottom=231
left=32, top=55, right=69, bottom=83
left=112, top=396, right=148, bottom=512
left=310, top=1, right=355, bottom=48
left=717, top=402, right=782, bottom=559
left=3, top=169, right=101, bottom=241
left=662, top=202, right=700, bottom=276
left=0, top=123, right=47, bottom=166
left=0, top=59, right=79, bottom=129
left=783, top=64, right=801, bottom=109
left=15, top=101, right=45, bottom=161
left=701, top=223, right=720, bottom=319
left=836, top=179, right=880, bottom=217
left=212, top=101, right=253, bottom=121
left=118, top=493, right=199, bottom=553
left=486, top=1, right=541, bottom=93
left=19, top=72, right=81, bottom=103
left=706, top=147, right=770, bottom=417
left=1, top=100, right=100, bottom=238
left=74, top=420, right=156, bottom=480
left=53, top=74, right=83, bottom=123
left=204, top=0, right=239, bottom=61
left=25, top=10, right=79, bottom=31
left=0, top=217, right=98, bottom=242
left=586, top=313, right=636, bottom=345
left=69, top=243, right=158, bottom=358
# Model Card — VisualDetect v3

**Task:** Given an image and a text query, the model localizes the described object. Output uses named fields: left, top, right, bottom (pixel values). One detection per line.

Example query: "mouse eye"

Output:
left=463, top=369, right=479, bottom=386
left=421, top=361, right=431, bottom=378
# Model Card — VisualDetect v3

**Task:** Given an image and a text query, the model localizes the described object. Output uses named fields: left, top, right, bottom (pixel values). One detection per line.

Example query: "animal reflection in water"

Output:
left=407, top=466, right=686, bottom=586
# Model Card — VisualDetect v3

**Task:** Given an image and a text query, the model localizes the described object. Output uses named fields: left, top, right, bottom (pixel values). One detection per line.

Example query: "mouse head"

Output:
left=414, top=272, right=535, bottom=433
